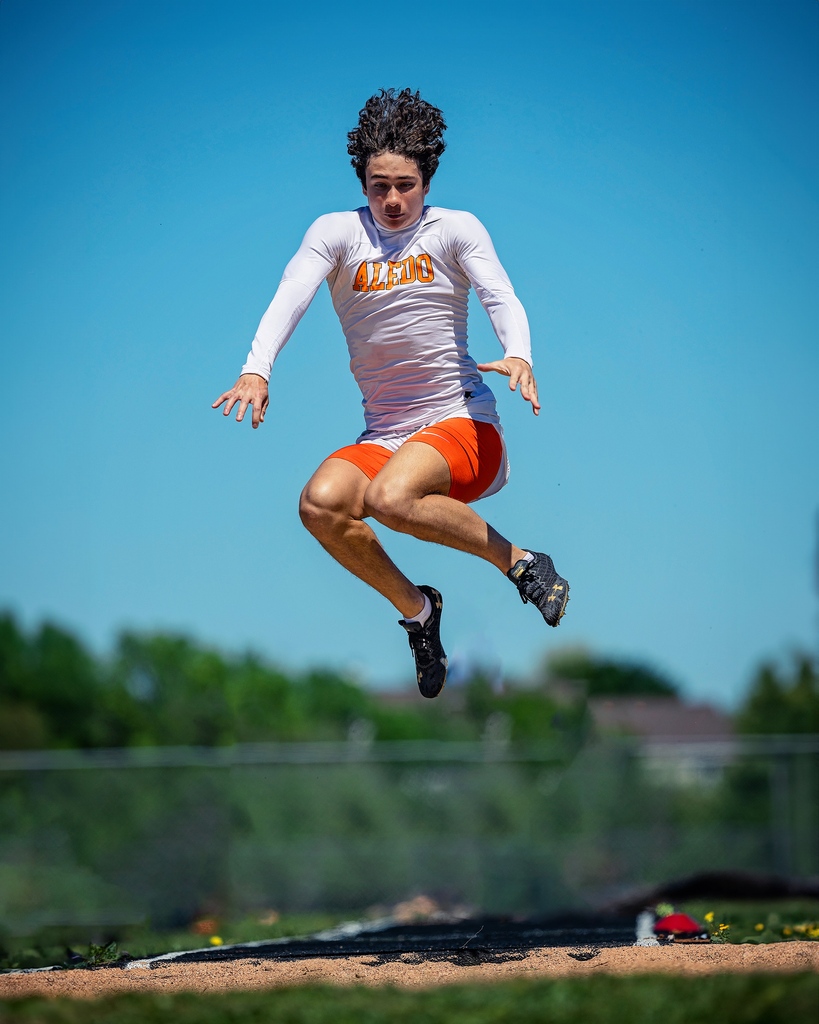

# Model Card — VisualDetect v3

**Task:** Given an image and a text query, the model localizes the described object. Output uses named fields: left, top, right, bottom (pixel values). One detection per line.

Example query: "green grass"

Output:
left=1, top=975, right=818, bottom=1023
left=0, top=912, right=351, bottom=972
left=680, top=900, right=819, bottom=944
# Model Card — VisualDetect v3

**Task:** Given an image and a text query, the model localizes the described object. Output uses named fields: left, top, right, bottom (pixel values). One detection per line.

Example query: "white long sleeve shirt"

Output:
left=242, top=205, right=532, bottom=448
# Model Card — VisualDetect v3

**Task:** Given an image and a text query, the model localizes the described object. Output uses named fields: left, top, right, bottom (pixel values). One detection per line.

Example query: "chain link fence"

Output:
left=1, top=735, right=816, bottom=935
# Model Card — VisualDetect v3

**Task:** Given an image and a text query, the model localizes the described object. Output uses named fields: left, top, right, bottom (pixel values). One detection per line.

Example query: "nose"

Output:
left=384, top=187, right=402, bottom=206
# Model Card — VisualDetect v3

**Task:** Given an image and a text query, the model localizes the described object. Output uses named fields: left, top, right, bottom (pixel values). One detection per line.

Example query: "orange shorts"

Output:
left=327, top=419, right=507, bottom=504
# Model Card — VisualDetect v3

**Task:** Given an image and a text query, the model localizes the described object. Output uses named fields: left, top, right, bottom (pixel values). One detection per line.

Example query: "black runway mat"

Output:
left=144, top=913, right=636, bottom=969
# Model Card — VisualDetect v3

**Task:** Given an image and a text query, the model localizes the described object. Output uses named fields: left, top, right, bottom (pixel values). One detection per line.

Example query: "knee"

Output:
left=363, top=477, right=412, bottom=529
left=299, top=479, right=345, bottom=537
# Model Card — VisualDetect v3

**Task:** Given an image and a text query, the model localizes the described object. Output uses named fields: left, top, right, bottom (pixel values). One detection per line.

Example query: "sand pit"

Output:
left=1, top=942, right=817, bottom=1001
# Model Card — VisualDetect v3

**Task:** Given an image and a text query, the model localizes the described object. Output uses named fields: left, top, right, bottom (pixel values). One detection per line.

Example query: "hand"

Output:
left=212, top=373, right=270, bottom=429
left=476, top=357, right=541, bottom=416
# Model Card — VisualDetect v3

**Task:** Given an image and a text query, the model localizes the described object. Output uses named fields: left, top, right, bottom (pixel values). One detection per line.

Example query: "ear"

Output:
left=424, top=183, right=430, bottom=196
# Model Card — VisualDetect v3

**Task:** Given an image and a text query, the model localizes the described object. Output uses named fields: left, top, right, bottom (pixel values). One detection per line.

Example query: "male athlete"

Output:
left=213, top=89, right=569, bottom=699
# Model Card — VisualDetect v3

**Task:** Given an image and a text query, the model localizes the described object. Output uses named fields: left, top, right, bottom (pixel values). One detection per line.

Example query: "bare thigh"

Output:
left=298, top=452, right=424, bottom=616
left=364, top=440, right=451, bottom=514
left=362, top=440, right=519, bottom=572
left=300, top=456, right=372, bottom=521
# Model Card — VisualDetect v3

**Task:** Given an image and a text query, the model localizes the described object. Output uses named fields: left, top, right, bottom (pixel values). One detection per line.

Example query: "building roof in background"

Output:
left=589, top=697, right=733, bottom=740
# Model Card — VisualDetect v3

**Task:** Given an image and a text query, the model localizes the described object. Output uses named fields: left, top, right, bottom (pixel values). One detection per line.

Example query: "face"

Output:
left=363, top=152, right=429, bottom=230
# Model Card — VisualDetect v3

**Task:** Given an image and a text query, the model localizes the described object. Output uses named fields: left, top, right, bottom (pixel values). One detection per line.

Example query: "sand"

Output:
left=1, top=942, right=817, bottom=1001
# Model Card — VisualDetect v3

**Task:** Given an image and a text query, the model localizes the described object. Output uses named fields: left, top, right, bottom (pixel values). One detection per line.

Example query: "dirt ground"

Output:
left=1, top=942, right=817, bottom=1001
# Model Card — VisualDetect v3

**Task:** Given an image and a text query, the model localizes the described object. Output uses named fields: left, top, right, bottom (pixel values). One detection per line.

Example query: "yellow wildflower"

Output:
left=209, top=936, right=223, bottom=946
left=718, top=923, right=729, bottom=932
left=704, top=912, right=714, bottom=923
left=808, top=927, right=819, bottom=939
left=783, top=927, right=793, bottom=937
left=754, top=923, right=764, bottom=932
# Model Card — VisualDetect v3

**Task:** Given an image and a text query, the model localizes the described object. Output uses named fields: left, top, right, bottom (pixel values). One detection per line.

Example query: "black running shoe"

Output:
left=507, top=552, right=569, bottom=627
left=399, top=585, right=448, bottom=699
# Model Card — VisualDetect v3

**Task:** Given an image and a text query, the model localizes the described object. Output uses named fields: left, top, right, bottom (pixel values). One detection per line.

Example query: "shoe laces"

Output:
left=402, top=620, right=439, bottom=666
left=517, top=561, right=556, bottom=607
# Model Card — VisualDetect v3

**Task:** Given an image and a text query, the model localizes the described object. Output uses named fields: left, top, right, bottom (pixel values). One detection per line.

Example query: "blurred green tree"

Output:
left=0, top=613, right=49, bottom=749
left=544, top=647, right=678, bottom=697
left=225, top=654, right=303, bottom=741
left=1, top=611, right=699, bottom=751
left=0, top=612, right=114, bottom=749
left=736, top=652, right=819, bottom=734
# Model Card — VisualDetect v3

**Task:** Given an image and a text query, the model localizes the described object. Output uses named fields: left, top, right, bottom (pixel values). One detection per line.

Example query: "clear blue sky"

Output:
left=1, top=0, right=817, bottom=705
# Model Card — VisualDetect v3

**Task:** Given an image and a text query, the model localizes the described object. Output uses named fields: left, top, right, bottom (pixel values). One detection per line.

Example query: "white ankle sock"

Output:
left=521, top=551, right=535, bottom=564
left=404, top=593, right=432, bottom=626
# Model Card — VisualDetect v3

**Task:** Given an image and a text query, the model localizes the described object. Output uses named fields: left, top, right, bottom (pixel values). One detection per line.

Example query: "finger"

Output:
left=476, top=361, right=510, bottom=376
left=235, top=398, right=249, bottom=422
left=252, top=399, right=263, bottom=429
left=222, top=393, right=239, bottom=416
left=212, top=391, right=232, bottom=409
left=514, top=370, right=538, bottom=411
left=526, top=380, right=541, bottom=415
left=260, top=395, right=269, bottom=423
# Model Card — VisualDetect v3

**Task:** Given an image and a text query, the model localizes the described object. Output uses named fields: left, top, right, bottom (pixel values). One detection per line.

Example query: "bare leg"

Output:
left=300, top=443, right=529, bottom=617
left=363, top=441, right=528, bottom=571
left=299, top=458, right=425, bottom=618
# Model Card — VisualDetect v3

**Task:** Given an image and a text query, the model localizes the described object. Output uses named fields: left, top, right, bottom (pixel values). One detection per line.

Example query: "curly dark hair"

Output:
left=347, top=88, right=447, bottom=187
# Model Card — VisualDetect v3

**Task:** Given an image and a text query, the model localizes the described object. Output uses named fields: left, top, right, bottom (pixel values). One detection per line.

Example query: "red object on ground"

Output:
left=654, top=913, right=705, bottom=937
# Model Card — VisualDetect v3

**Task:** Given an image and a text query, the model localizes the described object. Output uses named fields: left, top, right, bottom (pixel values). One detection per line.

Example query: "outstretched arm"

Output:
left=213, top=214, right=342, bottom=428
left=477, top=356, right=540, bottom=416
left=212, top=373, right=269, bottom=429
left=450, top=212, right=538, bottom=415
